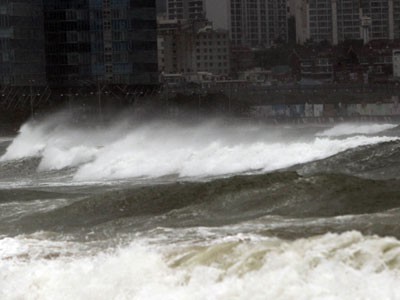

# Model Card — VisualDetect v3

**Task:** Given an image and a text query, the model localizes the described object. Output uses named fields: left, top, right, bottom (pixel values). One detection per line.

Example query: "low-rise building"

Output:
left=238, top=68, right=273, bottom=86
left=300, top=56, right=334, bottom=82
left=160, top=73, right=186, bottom=87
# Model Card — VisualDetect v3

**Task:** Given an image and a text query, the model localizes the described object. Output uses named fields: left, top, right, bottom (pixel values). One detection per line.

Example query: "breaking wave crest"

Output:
left=1, top=118, right=398, bottom=181
left=1, top=232, right=400, bottom=300
left=317, top=123, right=398, bottom=137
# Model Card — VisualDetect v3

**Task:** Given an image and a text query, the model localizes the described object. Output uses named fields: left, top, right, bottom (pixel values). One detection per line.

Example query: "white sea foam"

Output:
left=1, top=119, right=399, bottom=181
left=1, top=231, right=400, bottom=300
left=0, top=198, right=71, bottom=222
left=317, top=123, right=398, bottom=137
left=74, top=134, right=397, bottom=180
left=0, top=137, right=13, bottom=143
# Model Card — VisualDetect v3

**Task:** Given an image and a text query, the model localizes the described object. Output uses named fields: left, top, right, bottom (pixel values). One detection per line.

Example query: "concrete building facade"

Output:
left=166, top=0, right=205, bottom=21
left=0, top=0, right=46, bottom=86
left=204, top=0, right=230, bottom=31
left=229, top=0, right=289, bottom=48
left=394, top=0, right=400, bottom=38
left=158, top=20, right=230, bottom=76
left=394, top=49, right=400, bottom=78
left=360, top=0, right=393, bottom=40
left=293, top=0, right=400, bottom=45
left=166, top=0, right=289, bottom=48
left=43, top=0, right=92, bottom=86
left=290, top=0, right=309, bottom=44
left=195, top=25, right=231, bottom=75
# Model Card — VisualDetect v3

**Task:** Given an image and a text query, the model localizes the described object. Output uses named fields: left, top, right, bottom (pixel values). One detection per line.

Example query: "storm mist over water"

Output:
left=1, top=114, right=400, bottom=299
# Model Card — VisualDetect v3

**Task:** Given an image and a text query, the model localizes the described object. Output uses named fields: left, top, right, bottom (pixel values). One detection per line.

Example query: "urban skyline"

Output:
left=1, top=0, right=400, bottom=88
left=158, top=0, right=400, bottom=83
left=162, top=0, right=400, bottom=46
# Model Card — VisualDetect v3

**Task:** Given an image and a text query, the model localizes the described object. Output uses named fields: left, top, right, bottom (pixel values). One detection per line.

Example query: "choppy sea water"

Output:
left=1, top=116, right=400, bottom=300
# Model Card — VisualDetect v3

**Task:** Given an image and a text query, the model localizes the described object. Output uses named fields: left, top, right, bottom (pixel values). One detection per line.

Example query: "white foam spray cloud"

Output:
left=74, top=133, right=397, bottom=180
left=317, top=123, right=398, bottom=137
left=0, top=113, right=131, bottom=171
left=1, top=116, right=398, bottom=181
left=1, top=232, right=400, bottom=300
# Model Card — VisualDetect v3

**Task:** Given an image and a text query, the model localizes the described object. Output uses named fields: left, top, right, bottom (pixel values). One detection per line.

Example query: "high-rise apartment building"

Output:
left=43, top=0, right=91, bottom=86
left=297, top=0, right=356, bottom=44
left=166, top=0, right=289, bottom=48
left=394, top=0, right=400, bottom=38
left=360, top=0, right=392, bottom=40
left=222, top=0, right=288, bottom=48
left=0, top=0, right=46, bottom=86
left=44, top=0, right=158, bottom=87
left=166, top=0, right=205, bottom=21
left=336, top=0, right=362, bottom=42
left=293, top=0, right=400, bottom=45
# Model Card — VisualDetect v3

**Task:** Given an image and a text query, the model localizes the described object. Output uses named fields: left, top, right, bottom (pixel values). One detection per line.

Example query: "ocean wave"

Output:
left=1, top=232, right=400, bottom=300
left=298, top=139, right=400, bottom=179
left=5, top=172, right=400, bottom=238
left=317, top=123, right=398, bottom=137
left=1, top=118, right=398, bottom=181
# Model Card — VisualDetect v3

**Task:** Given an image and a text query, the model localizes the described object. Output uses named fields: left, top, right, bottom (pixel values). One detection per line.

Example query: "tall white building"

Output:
left=166, top=0, right=205, bottom=20
left=293, top=0, right=400, bottom=45
left=228, top=0, right=289, bottom=48
left=290, top=0, right=309, bottom=44
left=166, top=0, right=289, bottom=48
left=361, top=0, right=393, bottom=40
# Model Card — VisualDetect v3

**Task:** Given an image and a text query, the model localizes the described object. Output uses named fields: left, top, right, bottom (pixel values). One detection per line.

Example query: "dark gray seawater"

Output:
left=1, top=120, right=400, bottom=299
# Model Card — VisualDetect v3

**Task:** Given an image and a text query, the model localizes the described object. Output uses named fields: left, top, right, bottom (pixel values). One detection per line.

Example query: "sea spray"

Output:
left=74, top=135, right=399, bottom=180
left=1, top=118, right=398, bottom=181
left=317, top=123, right=398, bottom=137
